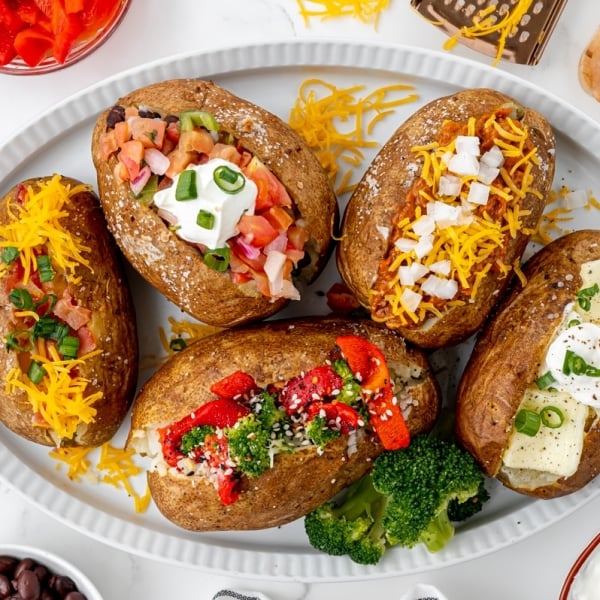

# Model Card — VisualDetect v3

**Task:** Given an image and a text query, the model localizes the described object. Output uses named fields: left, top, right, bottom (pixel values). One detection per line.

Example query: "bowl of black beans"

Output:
left=0, top=545, right=102, bottom=600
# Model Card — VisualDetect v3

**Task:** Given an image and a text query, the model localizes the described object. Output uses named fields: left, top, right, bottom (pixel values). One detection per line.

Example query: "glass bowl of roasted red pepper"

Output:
left=0, top=0, right=130, bottom=75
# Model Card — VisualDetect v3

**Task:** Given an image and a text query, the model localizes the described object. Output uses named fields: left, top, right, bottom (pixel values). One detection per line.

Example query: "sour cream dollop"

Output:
left=153, top=158, right=258, bottom=248
left=544, top=320, right=600, bottom=407
left=571, top=545, right=600, bottom=600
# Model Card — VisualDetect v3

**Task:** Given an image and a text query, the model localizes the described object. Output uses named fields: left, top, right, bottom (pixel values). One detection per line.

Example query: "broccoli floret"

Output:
left=226, top=414, right=271, bottom=478
left=180, top=425, right=216, bottom=455
left=305, top=415, right=341, bottom=448
left=332, top=359, right=362, bottom=406
left=253, top=391, right=289, bottom=432
left=304, top=433, right=489, bottom=564
left=304, top=475, right=387, bottom=565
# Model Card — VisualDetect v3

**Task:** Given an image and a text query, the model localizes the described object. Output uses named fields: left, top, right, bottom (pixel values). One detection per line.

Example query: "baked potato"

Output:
left=0, top=175, right=138, bottom=447
left=92, top=79, right=337, bottom=328
left=456, top=230, right=600, bottom=498
left=337, top=88, right=556, bottom=349
left=127, top=317, right=441, bottom=531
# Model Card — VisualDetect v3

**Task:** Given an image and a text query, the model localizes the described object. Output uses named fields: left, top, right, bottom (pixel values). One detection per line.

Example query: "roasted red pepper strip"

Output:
left=336, top=335, right=410, bottom=450
left=201, top=433, right=240, bottom=505
left=159, top=397, right=250, bottom=467
left=279, top=365, right=344, bottom=414
left=305, top=401, right=362, bottom=434
left=209, top=370, right=257, bottom=399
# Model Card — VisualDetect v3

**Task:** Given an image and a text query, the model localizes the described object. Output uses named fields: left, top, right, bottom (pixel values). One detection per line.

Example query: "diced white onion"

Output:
left=412, top=214, right=435, bottom=236
left=421, top=275, right=458, bottom=300
left=144, top=147, right=170, bottom=176
left=395, top=237, right=418, bottom=252
left=562, top=189, right=588, bottom=210
left=399, top=262, right=429, bottom=286
left=477, top=163, right=500, bottom=185
left=427, top=201, right=462, bottom=229
left=429, top=259, right=451, bottom=276
left=467, top=181, right=490, bottom=206
left=455, top=135, right=480, bottom=156
left=448, top=152, right=479, bottom=177
left=441, top=151, right=454, bottom=166
left=401, top=288, right=422, bottom=313
left=438, top=174, right=462, bottom=197
left=376, top=225, right=390, bottom=240
left=264, top=250, right=287, bottom=296
left=480, top=145, right=505, bottom=168
left=414, top=234, right=434, bottom=259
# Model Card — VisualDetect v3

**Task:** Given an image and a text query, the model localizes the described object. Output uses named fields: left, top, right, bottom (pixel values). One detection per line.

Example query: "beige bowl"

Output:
left=0, top=544, right=103, bottom=599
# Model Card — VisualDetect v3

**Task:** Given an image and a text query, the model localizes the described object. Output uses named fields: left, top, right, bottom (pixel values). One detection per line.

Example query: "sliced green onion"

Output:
left=540, top=405, right=565, bottom=429
left=136, top=174, right=159, bottom=206
left=197, top=209, right=215, bottom=230
left=36, top=255, right=55, bottom=283
left=33, top=293, right=58, bottom=316
left=1, top=247, right=19, bottom=264
left=5, top=330, right=33, bottom=352
left=175, top=169, right=198, bottom=201
left=57, top=335, right=79, bottom=359
left=179, top=110, right=219, bottom=133
left=169, top=337, right=187, bottom=352
left=8, top=288, right=33, bottom=310
left=568, top=318, right=582, bottom=328
left=535, top=371, right=556, bottom=390
left=27, top=360, right=46, bottom=384
left=515, top=408, right=541, bottom=436
left=203, top=247, right=230, bottom=272
left=563, top=350, right=600, bottom=377
left=49, top=322, right=69, bottom=342
left=213, top=165, right=245, bottom=194
left=577, top=283, right=600, bottom=311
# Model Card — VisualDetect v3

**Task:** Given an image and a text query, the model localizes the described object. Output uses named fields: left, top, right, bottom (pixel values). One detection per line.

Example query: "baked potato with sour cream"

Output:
left=91, top=79, right=337, bottom=328
left=456, top=230, right=600, bottom=498
left=337, top=88, right=556, bottom=349
left=0, top=175, right=138, bottom=447
left=127, top=317, right=441, bottom=531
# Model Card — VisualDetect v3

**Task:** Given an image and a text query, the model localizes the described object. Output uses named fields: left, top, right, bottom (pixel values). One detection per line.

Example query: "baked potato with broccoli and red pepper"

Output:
left=127, top=317, right=441, bottom=531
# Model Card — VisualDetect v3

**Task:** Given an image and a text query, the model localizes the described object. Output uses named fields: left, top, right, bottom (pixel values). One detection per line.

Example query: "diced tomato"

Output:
left=165, top=148, right=196, bottom=179
left=117, top=139, right=144, bottom=181
left=130, top=117, right=166, bottom=149
left=113, top=119, right=130, bottom=145
left=13, top=25, right=53, bottom=66
left=264, top=205, right=294, bottom=231
left=209, top=143, right=242, bottom=165
left=0, top=0, right=25, bottom=33
left=229, top=238, right=266, bottom=272
left=287, top=224, right=309, bottom=250
left=165, top=120, right=180, bottom=144
left=237, top=214, right=278, bottom=248
left=97, top=129, right=118, bottom=161
left=179, top=128, right=214, bottom=154
left=210, top=370, right=257, bottom=400
left=0, top=26, right=17, bottom=65
left=243, top=156, right=292, bottom=211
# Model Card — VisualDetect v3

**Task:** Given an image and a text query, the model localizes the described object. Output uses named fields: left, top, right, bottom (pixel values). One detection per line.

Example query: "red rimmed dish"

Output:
left=559, top=532, right=600, bottom=600
left=0, top=0, right=130, bottom=76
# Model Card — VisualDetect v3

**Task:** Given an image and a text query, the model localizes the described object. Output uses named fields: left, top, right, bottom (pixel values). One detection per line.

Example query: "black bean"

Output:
left=106, top=105, right=126, bottom=129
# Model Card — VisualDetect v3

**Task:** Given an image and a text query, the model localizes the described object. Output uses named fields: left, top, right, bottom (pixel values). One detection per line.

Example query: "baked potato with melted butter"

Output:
left=127, top=317, right=441, bottom=531
left=456, top=230, right=600, bottom=498
left=337, top=88, right=556, bottom=349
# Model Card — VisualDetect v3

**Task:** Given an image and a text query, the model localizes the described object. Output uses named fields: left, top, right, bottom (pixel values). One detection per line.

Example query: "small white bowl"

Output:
left=559, top=532, right=600, bottom=600
left=0, top=544, right=102, bottom=600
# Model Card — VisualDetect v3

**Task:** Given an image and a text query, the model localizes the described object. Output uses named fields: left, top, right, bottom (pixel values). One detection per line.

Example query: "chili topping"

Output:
left=370, top=106, right=542, bottom=329
left=156, top=334, right=410, bottom=505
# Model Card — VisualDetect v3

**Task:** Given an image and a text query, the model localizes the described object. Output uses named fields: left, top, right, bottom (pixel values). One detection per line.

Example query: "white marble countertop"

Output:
left=1, top=1, right=600, bottom=598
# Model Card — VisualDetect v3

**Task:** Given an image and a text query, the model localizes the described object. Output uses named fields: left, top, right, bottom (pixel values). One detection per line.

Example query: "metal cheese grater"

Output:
left=410, top=0, right=569, bottom=65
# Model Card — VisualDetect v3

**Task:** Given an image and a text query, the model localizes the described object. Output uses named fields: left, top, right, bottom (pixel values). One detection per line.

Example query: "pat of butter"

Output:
left=153, top=158, right=257, bottom=249
left=502, top=390, right=587, bottom=478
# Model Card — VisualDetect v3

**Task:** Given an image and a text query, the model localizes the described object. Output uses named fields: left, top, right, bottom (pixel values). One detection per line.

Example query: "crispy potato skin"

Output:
left=456, top=230, right=600, bottom=498
left=337, top=88, right=556, bottom=348
left=92, top=79, right=338, bottom=328
left=0, top=177, right=138, bottom=447
left=129, top=317, right=441, bottom=531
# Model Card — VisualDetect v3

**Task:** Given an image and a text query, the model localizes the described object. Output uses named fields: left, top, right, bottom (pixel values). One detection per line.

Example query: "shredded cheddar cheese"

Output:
left=296, top=0, right=390, bottom=27
left=50, top=443, right=152, bottom=513
left=289, top=79, right=418, bottom=194
left=443, top=0, right=535, bottom=66
left=0, top=174, right=92, bottom=284
left=370, top=109, right=540, bottom=329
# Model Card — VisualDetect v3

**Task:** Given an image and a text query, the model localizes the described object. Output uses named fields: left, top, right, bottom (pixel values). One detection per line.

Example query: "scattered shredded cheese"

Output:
left=50, top=443, right=152, bottom=513
left=443, top=0, right=535, bottom=66
left=295, top=0, right=390, bottom=27
left=0, top=174, right=92, bottom=284
left=289, top=78, right=418, bottom=194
